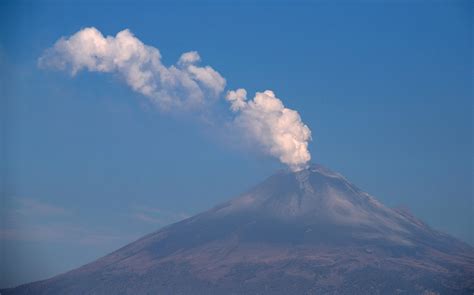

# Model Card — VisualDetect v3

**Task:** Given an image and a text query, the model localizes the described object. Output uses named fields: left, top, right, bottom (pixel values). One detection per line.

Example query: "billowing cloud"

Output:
left=38, top=27, right=226, bottom=110
left=39, top=27, right=312, bottom=170
left=226, top=89, right=311, bottom=171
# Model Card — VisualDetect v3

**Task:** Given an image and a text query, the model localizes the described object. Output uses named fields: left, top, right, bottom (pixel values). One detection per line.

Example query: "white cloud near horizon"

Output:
left=131, top=205, right=190, bottom=225
left=14, top=198, right=70, bottom=217
left=0, top=197, right=137, bottom=246
left=0, top=197, right=191, bottom=245
left=0, top=224, right=135, bottom=246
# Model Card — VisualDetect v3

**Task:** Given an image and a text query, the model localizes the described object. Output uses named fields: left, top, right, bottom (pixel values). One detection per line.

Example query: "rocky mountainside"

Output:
left=3, top=164, right=473, bottom=294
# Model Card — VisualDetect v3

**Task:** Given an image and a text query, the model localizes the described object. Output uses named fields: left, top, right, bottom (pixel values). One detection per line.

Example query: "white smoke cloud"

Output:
left=38, top=27, right=226, bottom=110
left=39, top=27, right=312, bottom=171
left=226, top=89, right=311, bottom=171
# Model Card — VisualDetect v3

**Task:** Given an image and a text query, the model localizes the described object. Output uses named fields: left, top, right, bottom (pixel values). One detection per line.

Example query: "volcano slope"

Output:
left=3, top=164, right=473, bottom=294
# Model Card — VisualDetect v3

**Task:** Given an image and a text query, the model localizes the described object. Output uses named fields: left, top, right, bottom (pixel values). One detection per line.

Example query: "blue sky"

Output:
left=1, top=0, right=472, bottom=288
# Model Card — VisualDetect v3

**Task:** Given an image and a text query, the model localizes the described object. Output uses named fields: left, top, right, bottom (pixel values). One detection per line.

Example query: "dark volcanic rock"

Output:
left=3, top=164, right=473, bottom=294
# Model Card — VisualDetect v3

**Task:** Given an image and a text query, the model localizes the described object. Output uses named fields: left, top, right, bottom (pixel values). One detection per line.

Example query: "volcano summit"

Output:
left=3, top=164, right=473, bottom=294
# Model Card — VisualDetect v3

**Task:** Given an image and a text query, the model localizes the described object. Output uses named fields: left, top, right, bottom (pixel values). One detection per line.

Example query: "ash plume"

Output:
left=39, top=27, right=312, bottom=170
left=38, top=27, right=225, bottom=110
left=226, top=89, right=311, bottom=171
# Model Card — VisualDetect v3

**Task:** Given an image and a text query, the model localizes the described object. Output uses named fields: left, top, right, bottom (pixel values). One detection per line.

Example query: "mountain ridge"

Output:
left=3, top=164, right=473, bottom=294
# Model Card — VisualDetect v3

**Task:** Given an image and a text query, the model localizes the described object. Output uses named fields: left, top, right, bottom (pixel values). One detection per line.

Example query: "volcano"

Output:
left=3, top=164, right=473, bottom=294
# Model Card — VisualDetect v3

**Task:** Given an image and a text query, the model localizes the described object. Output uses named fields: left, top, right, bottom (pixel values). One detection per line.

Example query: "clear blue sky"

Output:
left=1, top=0, right=472, bottom=288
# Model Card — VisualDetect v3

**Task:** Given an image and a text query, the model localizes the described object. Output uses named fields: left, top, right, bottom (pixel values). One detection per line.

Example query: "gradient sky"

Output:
left=1, top=0, right=472, bottom=288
